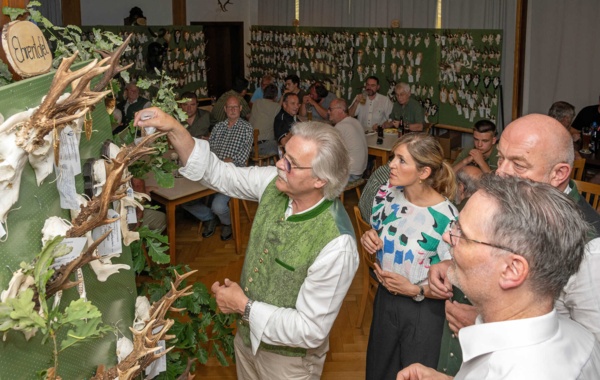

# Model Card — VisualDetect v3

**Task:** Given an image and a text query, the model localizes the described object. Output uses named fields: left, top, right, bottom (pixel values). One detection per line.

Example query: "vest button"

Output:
left=254, top=267, right=258, bottom=272
left=450, top=352, right=454, bottom=357
left=244, top=287, right=248, bottom=292
left=263, top=249, right=269, bottom=254
left=248, top=277, right=253, bottom=283
left=451, top=333, right=456, bottom=339
left=259, top=258, right=263, bottom=263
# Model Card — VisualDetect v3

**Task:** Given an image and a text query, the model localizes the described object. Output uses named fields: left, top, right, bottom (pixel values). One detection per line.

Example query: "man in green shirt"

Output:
left=452, top=120, right=498, bottom=174
left=386, top=82, right=424, bottom=132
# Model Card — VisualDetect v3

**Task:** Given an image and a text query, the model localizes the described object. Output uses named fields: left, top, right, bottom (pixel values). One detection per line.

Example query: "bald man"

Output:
left=430, top=114, right=600, bottom=354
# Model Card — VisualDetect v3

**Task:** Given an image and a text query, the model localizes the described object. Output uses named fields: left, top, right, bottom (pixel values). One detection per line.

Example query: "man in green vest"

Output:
left=135, top=109, right=359, bottom=379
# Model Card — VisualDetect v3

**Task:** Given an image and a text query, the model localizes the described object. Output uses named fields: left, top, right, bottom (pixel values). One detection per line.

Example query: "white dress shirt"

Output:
left=180, top=138, right=359, bottom=354
left=556, top=237, right=600, bottom=341
left=353, top=93, right=393, bottom=131
left=455, top=310, right=600, bottom=379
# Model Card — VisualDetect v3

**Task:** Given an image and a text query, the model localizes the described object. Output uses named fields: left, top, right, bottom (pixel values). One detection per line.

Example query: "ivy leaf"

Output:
left=2, top=6, right=27, bottom=21
left=151, top=165, right=175, bottom=189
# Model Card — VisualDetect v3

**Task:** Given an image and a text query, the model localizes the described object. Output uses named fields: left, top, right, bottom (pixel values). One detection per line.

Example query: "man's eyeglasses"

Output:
left=278, top=147, right=312, bottom=173
left=448, top=220, right=515, bottom=253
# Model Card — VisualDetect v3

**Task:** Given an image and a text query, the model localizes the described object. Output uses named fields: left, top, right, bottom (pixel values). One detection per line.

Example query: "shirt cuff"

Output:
left=178, top=138, right=209, bottom=181
left=248, top=301, right=278, bottom=355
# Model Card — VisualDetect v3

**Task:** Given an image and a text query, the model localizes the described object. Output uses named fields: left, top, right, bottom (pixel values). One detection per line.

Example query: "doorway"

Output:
left=191, top=22, right=244, bottom=99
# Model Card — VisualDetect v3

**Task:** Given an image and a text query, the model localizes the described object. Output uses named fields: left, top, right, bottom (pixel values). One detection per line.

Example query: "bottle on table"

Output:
left=591, top=122, right=598, bottom=154
left=377, top=125, right=383, bottom=145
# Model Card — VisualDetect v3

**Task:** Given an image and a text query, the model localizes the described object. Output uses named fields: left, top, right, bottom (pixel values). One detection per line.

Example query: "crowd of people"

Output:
left=128, top=72, right=600, bottom=379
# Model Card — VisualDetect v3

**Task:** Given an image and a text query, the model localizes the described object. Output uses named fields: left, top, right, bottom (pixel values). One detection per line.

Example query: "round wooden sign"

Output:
left=1, top=20, right=52, bottom=78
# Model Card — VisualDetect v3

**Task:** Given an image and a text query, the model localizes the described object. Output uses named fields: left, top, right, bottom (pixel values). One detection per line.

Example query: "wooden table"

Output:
left=366, top=133, right=398, bottom=168
left=145, top=175, right=241, bottom=264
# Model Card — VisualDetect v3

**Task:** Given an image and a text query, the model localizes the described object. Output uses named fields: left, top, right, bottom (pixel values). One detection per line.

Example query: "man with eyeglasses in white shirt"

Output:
left=135, top=110, right=359, bottom=380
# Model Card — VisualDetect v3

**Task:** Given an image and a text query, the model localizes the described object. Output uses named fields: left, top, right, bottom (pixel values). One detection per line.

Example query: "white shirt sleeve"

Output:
left=556, top=237, right=600, bottom=341
left=248, top=234, right=359, bottom=354
left=178, top=138, right=277, bottom=202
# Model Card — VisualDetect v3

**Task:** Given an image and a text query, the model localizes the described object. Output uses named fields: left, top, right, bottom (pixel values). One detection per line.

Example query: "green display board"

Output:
left=82, top=25, right=207, bottom=98
left=0, top=63, right=136, bottom=379
left=249, top=26, right=503, bottom=129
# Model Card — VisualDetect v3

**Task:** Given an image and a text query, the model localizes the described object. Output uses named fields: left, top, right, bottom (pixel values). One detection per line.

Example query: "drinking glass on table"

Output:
left=581, top=126, right=592, bottom=154
left=359, top=91, right=368, bottom=104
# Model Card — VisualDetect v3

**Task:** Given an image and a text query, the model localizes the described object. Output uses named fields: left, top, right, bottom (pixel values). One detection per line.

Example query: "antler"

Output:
left=14, top=53, right=112, bottom=153
left=91, top=269, right=198, bottom=380
left=93, top=34, right=135, bottom=92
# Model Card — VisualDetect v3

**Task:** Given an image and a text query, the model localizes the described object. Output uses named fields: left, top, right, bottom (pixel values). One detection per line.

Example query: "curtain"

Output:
left=298, top=0, right=437, bottom=28
left=257, top=0, right=296, bottom=26
left=526, top=0, right=600, bottom=118
left=40, top=0, right=63, bottom=26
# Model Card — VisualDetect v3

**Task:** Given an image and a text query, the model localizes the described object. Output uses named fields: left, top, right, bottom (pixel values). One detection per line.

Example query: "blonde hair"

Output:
left=393, top=133, right=457, bottom=200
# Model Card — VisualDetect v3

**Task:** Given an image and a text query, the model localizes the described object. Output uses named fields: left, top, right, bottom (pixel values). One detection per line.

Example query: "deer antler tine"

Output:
left=93, top=34, right=135, bottom=92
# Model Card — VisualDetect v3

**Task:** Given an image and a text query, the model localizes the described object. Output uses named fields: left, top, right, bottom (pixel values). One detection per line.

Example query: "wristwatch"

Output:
left=242, top=299, right=254, bottom=322
left=413, top=285, right=425, bottom=302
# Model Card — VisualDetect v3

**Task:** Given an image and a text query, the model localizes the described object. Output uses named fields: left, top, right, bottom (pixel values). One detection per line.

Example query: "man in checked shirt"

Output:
left=183, top=96, right=253, bottom=240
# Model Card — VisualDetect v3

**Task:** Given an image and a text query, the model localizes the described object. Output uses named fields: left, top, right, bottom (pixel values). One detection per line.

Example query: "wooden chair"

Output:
left=571, top=158, right=586, bottom=181
left=353, top=206, right=379, bottom=328
left=250, top=129, right=278, bottom=166
left=340, top=178, right=365, bottom=204
left=574, top=179, right=600, bottom=210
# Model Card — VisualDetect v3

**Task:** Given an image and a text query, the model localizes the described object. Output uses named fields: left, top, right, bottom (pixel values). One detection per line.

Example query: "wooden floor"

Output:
left=172, top=191, right=372, bottom=379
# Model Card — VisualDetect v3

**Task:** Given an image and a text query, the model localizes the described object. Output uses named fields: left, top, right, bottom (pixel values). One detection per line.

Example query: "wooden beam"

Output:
left=172, top=0, right=186, bottom=26
left=61, top=0, right=81, bottom=26
left=512, top=0, right=527, bottom=120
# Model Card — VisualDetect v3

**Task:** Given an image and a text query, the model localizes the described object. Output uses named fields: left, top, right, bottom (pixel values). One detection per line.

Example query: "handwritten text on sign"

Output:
left=1, top=21, right=52, bottom=77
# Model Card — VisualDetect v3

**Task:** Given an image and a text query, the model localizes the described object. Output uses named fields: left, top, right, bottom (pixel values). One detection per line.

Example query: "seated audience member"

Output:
left=358, top=164, right=391, bottom=223
left=210, top=77, right=251, bottom=125
left=274, top=92, right=300, bottom=146
left=549, top=100, right=579, bottom=141
left=435, top=165, right=482, bottom=376
left=452, top=120, right=498, bottom=173
left=249, top=74, right=280, bottom=106
left=328, top=98, right=368, bottom=182
left=300, top=81, right=336, bottom=121
left=181, top=91, right=210, bottom=139
left=249, top=84, right=280, bottom=156
left=398, top=175, right=600, bottom=380
left=571, top=95, right=600, bottom=133
left=116, top=82, right=151, bottom=134
left=349, top=76, right=393, bottom=132
left=386, top=82, right=424, bottom=132
left=281, top=74, right=306, bottom=105
left=184, top=96, right=253, bottom=240
left=430, top=114, right=600, bottom=353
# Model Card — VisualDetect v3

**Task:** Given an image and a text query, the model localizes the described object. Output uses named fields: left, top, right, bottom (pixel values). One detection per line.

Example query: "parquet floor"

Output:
left=170, top=191, right=372, bottom=379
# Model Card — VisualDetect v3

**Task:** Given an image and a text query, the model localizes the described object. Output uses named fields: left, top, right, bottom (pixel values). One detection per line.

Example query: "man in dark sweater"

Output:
left=116, top=82, right=151, bottom=134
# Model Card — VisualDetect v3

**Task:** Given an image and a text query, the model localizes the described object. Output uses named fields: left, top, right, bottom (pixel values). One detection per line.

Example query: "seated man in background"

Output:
left=386, top=82, right=424, bottom=132
left=399, top=175, right=600, bottom=379
left=571, top=94, right=600, bottom=134
left=300, top=81, right=336, bottom=121
left=116, top=82, right=151, bottom=134
left=249, top=74, right=280, bottom=106
left=274, top=92, right=300, bottom=146
left=210, top=77, right=251, bottom=125
left=248, top=84, right=280, bottom=156
left=280, top=74, right=306, bottom=105
left=328, top=98, right=368, bottom=182
left=181, top=91, right=210, bottom=139
left=549, top=100, right=579, bottom=142
left=349, top=76, right=393, bottom=132
left=452, top=120, right=498, bottom=174
left=184, top=96, right=253, bottom=240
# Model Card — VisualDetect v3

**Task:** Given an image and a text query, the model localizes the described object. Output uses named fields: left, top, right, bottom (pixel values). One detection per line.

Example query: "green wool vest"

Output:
left=238, top=178, right=354, bottom=357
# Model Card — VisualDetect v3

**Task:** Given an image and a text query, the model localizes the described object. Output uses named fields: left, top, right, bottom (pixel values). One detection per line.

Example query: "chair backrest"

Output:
left=353, top=206, right=378, bottom=275
left=252, top=128, right=260, bottom=160
left=574, top=179, right=600, bottom=210
left=571, top=158, right=586, bottom=181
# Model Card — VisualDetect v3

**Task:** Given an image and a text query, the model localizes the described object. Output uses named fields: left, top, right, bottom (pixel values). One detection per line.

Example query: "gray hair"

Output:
left=291, top=121, right=350, bottom=199
left=548, top=101, right=575, bottom=127
left=395, top=82, right=411, bottom=94
left=479, top=174, right=591, bottom=299
left=456, top=168, right=481, bottom=198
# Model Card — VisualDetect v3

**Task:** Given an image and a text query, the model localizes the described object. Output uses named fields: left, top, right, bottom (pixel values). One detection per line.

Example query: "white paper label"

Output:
left=60, top=126, right=81, bottom=175
left=56, top=163, right=80, bottom=210
left=50, top=237, right=87, bottom=269
left=91, top=209, right=122, bottom=256
left=145, top=326, right=166, bottom=378
left=126, top=206, right=137, bottom=224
